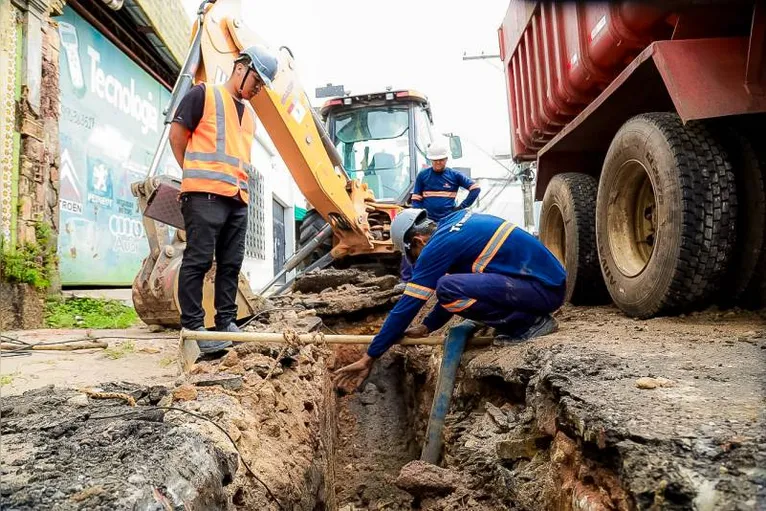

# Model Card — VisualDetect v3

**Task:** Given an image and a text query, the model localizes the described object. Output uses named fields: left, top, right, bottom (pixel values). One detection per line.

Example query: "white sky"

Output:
left=182, top=0, right=513, bottom=179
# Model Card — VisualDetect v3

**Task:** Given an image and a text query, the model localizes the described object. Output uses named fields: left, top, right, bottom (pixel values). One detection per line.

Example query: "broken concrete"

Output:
left=395, top=461, right=462, bottom=497
left=436, top=306, right=766, bottom=510
left=0, top=384, right=238, bottom=510
left=280, top=268, right=403, bottom=317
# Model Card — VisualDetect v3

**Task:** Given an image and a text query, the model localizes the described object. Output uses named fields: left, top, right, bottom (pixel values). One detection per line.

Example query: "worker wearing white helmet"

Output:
left=334, top=208, right=567, bottom=392
left=411, top=143, right=481, bottom=223
left=398, top=143, right=482, bottom=283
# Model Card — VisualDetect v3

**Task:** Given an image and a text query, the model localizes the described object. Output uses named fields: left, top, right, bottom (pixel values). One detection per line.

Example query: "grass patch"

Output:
left=1, top=222, right=57, bottom=289
left=0, top=372, right=19, bottom=386
left=103, top=340, right=136, bottom=360
left=45, top=297, right=138, bottom=329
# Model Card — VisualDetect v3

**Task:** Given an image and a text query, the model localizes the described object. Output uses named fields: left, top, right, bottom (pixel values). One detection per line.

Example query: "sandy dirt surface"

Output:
left=1, top=327, right=179, bottom=396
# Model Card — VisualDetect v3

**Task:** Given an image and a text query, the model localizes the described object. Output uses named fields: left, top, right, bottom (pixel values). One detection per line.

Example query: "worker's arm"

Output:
left=169, top=84, right=206, bottom=168
left=411, top=172, right=424, bottom=208
left=333, top=241, right=458, bottom=391
left=366, top=243, right=457, bottom=357
left=169, top=123, right=191, bottom=168
left=456, top=171, right=480, bottom=210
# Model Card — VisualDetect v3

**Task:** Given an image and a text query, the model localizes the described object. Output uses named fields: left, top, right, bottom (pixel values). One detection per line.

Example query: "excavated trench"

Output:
left=2, top=291, right=764, bottom=510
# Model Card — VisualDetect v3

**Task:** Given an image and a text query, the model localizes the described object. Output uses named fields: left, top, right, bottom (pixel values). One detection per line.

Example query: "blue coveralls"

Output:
left=401, top=167, right=481, bottom=281
left=369, top=210, right=567, bottom=358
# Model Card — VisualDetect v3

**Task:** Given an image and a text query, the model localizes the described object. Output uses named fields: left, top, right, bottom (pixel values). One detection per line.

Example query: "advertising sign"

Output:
left=56, top=7, right=179, bottom=285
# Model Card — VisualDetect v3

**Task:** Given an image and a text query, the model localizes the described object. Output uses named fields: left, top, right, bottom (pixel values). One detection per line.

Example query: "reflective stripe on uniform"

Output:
left=469, top=183, right=480, bottom=191
left=184, top=151, right=241, bottom=168
left=213, top=87, right=227, bottom=155
left=183, top=168, right=240, bottom=186
left=403, top=283, right=434, bottom=300
left=423, top=191, right=457, bottom=198
left=472, top=221, right=516, bottom=273
left=183, top=169, right=248, bottom=191
left=442, top=298, right=477, bottom=313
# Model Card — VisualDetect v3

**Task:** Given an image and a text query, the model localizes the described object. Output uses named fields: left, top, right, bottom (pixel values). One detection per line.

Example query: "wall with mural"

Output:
left=56, top=6, right=178, bottom=286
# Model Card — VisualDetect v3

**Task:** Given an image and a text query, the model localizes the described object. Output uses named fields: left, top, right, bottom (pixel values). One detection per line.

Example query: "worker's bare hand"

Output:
left=404, top=324, right=429, bottom=337
left=333, top=354, right=374, bottom=393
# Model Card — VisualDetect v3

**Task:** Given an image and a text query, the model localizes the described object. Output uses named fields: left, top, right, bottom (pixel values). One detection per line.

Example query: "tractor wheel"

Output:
left=705, top=123, right=766, bottom=306
left=539, top=173, right=609, bottom=305
left=596, top=113, right=737, bottom=318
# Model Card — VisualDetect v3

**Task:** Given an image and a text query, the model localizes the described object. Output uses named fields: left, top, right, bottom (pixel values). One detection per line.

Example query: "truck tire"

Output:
left=596, top=113, right=737, bottom=318
left=539, top=173, right=609, bottom=305
left=706, top=124, right=766, bottom=305
left=297, top=209, right=332, bottom=268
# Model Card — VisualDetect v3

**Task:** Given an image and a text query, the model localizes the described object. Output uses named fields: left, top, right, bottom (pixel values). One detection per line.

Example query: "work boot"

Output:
left=217, top=322, right=242, bottom=334
left=492, top=315, right=558, bottom=346
left=189, top=326, right=232, bottom=355
left=217, top=322, right=244, bottom=345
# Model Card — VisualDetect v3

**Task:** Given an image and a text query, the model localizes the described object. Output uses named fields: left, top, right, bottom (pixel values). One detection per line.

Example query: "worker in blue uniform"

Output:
left=411, top=144, right=481, bottom=222
left=334, top=208, right=567, bottom=391
left=400, top=144, right=481, bottom=283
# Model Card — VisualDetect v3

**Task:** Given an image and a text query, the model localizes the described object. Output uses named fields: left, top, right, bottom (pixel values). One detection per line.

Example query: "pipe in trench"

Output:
left=420, top=319, right=479, bottom=465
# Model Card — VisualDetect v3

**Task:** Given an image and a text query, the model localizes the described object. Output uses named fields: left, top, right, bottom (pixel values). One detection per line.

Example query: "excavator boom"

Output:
left=131, top=0, right=400, bottom=328
left=192, top=0, right=398, bottom=259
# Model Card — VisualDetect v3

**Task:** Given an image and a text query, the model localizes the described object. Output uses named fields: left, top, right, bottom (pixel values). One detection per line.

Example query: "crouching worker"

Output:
left=334, top=208, right=567, bottom=391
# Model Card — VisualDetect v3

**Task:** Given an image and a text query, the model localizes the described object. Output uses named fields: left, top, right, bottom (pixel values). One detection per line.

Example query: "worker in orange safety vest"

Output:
left=169, top=45, right=279, bottom=356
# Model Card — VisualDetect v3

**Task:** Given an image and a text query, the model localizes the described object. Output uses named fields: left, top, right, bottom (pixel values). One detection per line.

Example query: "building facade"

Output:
left=0, top=0, right=299, bottom=328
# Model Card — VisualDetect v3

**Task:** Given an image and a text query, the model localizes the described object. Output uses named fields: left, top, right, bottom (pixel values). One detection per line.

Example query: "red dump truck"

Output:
left=499, top=0, right=766, bottom=318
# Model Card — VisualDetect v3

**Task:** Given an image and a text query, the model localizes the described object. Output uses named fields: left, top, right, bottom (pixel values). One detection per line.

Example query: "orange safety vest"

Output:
left=181, top=84, right=255, bottom=203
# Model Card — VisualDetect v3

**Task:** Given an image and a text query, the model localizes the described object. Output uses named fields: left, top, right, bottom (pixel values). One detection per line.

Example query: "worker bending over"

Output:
left=400, top=144, right=481, bottom=282
left=169, top=45, right=278, bottom=355
left=335, top=208, right=566, bottom=390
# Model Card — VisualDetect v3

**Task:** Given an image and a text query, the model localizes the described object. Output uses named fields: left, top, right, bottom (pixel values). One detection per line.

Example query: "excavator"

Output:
left=130, top=0, right=462, bottom=328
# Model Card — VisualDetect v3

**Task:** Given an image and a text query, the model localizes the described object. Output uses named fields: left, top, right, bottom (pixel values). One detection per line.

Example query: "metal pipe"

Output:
left=180, top=329, right=492, bottom=347
left=258, top=225, right=333, bottom=295
left=272, top=251, right=333, bottom=296
left=421, top=320, right=479, bottom=464
left=146, top=14, right=205, bottom=178
left=100, top=0, right=123, bottom=10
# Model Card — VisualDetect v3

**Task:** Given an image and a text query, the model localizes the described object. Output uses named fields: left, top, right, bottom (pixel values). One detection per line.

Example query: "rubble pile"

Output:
left=274, top=268, right=403, bottom=317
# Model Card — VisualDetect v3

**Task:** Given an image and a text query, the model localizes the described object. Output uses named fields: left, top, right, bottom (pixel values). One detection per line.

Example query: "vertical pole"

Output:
left=420, top=320, right=478, bottom=465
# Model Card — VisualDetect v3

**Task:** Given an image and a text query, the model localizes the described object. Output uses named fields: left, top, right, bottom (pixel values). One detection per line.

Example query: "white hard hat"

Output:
left=426, top=144, right=449, bottom=161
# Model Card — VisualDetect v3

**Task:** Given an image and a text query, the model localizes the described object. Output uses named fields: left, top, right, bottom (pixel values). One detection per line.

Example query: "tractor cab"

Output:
left=320, top=89, right=462, bottom=203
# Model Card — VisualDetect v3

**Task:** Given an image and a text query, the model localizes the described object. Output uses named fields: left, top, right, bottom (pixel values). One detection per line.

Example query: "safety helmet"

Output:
left=391, top=208, right=428, bottom=262
left=237, top=45, right=279, bottom=88
left=426, top=144, right=449, bottom=161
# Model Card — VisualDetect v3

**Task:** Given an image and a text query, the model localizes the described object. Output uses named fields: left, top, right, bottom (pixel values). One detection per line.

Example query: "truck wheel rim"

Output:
left=608, top=159, right=656, bottom=278
left=544, top=204, right=566, bottom=265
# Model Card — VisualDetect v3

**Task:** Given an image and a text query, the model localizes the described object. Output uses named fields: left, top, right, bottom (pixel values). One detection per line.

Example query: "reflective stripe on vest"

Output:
left=181, top=84, right=254, bottom=202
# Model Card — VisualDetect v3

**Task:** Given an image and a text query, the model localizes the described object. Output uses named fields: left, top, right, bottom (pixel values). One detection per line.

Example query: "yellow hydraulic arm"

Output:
left=189, top=0, right=399, bottom=259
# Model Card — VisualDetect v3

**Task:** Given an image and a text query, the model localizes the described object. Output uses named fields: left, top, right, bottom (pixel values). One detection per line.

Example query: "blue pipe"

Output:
left=420, top=320, right=479, bottom=464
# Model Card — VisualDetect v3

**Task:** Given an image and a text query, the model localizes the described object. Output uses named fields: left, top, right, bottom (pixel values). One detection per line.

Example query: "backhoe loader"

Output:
left=130, top=0, right=460, bottom=328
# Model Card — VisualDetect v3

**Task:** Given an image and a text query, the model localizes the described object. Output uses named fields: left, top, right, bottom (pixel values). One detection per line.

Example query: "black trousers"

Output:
left=179, top=192, right=248, bottom=329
